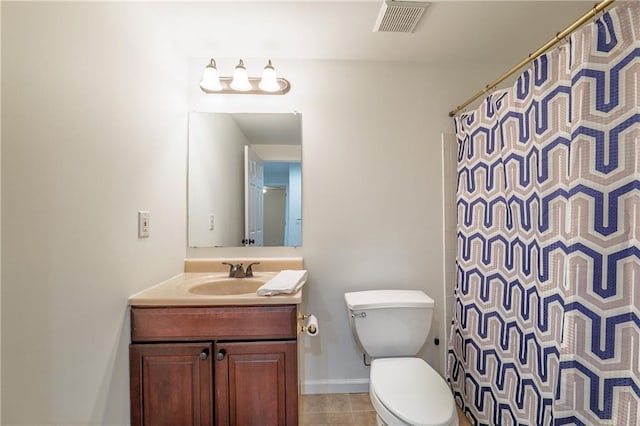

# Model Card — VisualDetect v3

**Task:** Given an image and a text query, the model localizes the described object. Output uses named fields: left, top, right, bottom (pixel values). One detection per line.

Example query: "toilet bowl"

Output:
left=369, top=358, right=457, bottom=426
left=344, top=290, right=458, bottom=426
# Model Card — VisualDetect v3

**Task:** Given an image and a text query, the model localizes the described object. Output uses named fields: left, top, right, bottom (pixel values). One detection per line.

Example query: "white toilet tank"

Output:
left=344, top=290, right=434, bottom=358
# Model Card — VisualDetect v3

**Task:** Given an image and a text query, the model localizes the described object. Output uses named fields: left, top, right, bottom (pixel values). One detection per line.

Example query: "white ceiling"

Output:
left=158, top=1, right=595, bottom=65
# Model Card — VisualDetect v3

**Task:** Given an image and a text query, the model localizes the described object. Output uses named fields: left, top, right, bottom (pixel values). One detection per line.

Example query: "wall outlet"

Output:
left=138, top=211, right=150, bottom=238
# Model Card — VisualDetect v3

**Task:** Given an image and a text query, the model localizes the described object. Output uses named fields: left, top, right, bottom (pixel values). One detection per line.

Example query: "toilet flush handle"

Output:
left=351, top=312, right=367, bottom=319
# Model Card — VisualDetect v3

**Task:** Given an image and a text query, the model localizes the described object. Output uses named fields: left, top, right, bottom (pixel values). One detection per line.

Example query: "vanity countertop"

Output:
left=128, top=271, right=303, bottom=306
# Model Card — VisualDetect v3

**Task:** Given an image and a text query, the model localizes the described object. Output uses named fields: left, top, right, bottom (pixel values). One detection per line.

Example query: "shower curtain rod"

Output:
left=448, top=0, right=615, bottom=118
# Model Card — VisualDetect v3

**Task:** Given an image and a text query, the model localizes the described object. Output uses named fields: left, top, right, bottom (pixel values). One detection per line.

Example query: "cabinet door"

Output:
left=130, top=343, right=213, bottom=426
left=214, top=340, right=298, bottom=426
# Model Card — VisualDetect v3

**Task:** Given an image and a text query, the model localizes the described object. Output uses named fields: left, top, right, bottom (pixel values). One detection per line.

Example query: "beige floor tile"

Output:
left=352, top=411, right=378, bottom=425
left=349, top=393, right=374, bottom=412
left=300, top=411, right=354, bottom=425
left=301, top=393, right=352, bottom=414
left=300, top=393, right=471, bottom=426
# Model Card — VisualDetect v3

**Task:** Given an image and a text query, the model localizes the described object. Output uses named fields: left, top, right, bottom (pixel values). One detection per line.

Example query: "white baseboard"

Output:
left=300, top=378, right=369, bottom=395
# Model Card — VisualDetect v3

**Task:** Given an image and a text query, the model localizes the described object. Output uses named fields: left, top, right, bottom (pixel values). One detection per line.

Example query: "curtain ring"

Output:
left=555, top=31, right=562, bottom=43
left=592, top=5, right=604, bottom=24
left=527, top=52, right=535, bottom=65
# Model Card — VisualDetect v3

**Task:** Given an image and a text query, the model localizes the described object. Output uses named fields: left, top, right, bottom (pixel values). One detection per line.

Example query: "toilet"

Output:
left=344, top=290, right=458, bottom=426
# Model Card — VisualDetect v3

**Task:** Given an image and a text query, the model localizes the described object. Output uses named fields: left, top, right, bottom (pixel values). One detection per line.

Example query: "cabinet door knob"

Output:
left=199, top=349, right=209, bottom=360
left=216, top=349, right=226, bottom=361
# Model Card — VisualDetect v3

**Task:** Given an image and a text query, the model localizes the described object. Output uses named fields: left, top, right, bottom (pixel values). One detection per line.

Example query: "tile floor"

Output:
left=299, top=393, right=472, bottom=425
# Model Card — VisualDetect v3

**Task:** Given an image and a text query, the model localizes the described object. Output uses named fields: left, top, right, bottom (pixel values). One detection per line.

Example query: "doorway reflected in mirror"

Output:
left=188, top=112, right=302, bottom=248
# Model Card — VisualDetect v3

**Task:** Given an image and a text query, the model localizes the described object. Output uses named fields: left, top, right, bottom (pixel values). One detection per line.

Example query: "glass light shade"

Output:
left=199, top=59, right=222, bottom=92
left=230, top=59, right=252, bottom=91
left=259, top=60, right=280, bottom=92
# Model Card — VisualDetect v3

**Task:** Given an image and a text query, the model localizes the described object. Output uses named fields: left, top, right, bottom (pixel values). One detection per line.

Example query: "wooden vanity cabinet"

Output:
left=129, top=343, right=213, bottom=426
left=214, top=340, right=297, bottom=426
left=129, top=305, right=298, bottom=426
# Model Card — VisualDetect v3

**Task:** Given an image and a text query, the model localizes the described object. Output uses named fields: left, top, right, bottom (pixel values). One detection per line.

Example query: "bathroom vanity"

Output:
left=128, top=259, right=303, bottom=426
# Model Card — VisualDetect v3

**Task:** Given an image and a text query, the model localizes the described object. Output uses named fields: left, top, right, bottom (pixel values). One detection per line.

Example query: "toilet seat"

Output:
left=370, top=358, right=457, bottom=426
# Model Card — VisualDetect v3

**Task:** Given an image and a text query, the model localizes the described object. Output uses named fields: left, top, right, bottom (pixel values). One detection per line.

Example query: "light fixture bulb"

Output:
left=259, top=60, right=280, bottom=92
left=199, top=59, right=222, bottom=92
left=230, top=59, right=252, bottom=91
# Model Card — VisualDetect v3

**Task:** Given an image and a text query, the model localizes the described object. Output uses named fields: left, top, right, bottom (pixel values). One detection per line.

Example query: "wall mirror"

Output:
left=188, top=112, right=302, bottom=247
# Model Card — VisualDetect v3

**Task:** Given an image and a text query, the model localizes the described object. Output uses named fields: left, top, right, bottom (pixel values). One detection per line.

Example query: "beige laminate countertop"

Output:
left=128, top=271, right=303, bottom=306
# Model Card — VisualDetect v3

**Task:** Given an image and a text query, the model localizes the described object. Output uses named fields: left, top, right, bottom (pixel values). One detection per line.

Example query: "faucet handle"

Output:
left=222, top=262, right=235, bottom=277
left=245, top=262, right=260, bottom=277
left=222, top=262, right=244, bottom=278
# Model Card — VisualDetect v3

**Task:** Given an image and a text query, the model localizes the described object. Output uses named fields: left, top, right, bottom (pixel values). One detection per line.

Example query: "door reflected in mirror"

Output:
left=188, top=112, right=302, bottom=248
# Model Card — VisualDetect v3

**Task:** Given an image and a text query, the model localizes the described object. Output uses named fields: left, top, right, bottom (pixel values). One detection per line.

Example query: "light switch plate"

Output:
left=138, top=211, right=150, bottom=238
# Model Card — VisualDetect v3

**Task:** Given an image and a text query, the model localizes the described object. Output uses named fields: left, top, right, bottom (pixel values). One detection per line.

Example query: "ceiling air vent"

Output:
left=373, top=0, right=430, bottom=33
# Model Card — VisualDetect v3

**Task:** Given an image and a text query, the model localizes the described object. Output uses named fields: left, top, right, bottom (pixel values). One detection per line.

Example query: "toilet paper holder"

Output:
left=297, top=313, right=318, bottom=335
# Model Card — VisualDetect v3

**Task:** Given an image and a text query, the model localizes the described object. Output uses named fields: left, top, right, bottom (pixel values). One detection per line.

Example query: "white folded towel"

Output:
left=257, top=270, right=308, bottom=296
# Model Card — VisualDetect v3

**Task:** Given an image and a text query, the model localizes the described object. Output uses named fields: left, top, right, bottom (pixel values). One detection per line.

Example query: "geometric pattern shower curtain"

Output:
left=447, top=2, right=640, bottom=425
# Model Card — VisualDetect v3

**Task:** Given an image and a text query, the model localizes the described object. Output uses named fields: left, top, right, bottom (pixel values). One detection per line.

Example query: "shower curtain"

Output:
left=447, top=2, right=640, bottom=425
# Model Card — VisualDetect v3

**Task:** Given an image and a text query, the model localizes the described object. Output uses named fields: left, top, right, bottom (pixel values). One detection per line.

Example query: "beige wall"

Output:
left=2, top=3, right=187, bottom=424
left=2, top=2, right=508, bottom=424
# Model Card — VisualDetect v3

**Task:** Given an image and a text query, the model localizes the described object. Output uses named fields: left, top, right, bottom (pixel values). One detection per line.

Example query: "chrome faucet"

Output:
left=221, top=261, right=261, bottom=278
left=222, top=262, right=245, bottom=278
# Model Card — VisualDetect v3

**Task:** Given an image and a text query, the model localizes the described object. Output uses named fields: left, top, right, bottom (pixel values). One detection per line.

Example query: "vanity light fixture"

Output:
left=200, top=58, right=291, bottom=95
left=258, top=60, right=280, bottom=92
left=199, top=59, right=222, bottom=92
left=230, top=59, right=252, bottom=91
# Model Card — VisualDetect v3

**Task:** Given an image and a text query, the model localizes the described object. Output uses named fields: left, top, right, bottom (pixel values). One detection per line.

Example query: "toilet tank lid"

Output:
left=344, top=290, right=434, bottom=310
